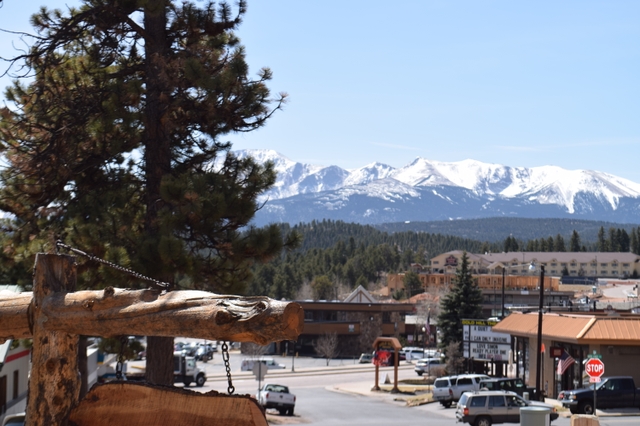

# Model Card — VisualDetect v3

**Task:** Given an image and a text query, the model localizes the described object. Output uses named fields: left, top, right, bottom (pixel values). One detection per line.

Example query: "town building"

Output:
left=293, top=286, right=415, bottom=358
left=493, top=311, right=640, bottom=399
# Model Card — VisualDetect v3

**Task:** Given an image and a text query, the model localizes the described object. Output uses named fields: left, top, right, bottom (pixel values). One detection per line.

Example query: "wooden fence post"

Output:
left=26, top=253, right=79, bottom=425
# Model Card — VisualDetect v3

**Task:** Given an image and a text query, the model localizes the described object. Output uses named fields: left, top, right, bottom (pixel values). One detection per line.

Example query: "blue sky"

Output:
left=1, top=1, right=639, bottom=181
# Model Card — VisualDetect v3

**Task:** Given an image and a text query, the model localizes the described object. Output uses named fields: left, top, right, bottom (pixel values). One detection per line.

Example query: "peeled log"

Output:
left=40, top=288, right=303, bottom=344
left=69, top=382, right=267, bottom=426
left=0, top=292, right=32, bottom=343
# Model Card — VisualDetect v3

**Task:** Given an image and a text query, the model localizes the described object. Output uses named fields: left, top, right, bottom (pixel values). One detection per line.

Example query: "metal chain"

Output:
left=222, top=342, right=235, bottom=394
left=115, top=335, right=128, bottom=380
left=55, top=240, right=171, bottom=290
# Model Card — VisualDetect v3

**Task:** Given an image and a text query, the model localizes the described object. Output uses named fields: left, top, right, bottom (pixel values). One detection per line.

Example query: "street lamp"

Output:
left=535, top=264, right=545, bottom=399
left=501, top=268, right=506, bottom=319
left=500, top=261, right=535, bottom=319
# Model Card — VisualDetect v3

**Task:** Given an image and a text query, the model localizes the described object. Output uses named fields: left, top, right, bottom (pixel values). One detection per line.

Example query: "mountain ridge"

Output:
left=234, top=149, right=640, bottom=227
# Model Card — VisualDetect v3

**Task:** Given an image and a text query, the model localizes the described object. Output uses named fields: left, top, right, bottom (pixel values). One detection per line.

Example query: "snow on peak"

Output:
left=233, top=149, right=640, bottom=213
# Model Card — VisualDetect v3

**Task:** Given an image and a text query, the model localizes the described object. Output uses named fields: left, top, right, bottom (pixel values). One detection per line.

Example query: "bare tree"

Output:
left=294, top=281, right=314, bottom=301
left=445, top=341, right=465, bottom=375
left=242, top=342, right=269, bottom=358
left=314, top=332, right=339, bottom=366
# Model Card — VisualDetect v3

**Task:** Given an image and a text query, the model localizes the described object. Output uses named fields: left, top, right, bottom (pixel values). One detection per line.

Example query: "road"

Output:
left=126, top=345, right=636, bottom=426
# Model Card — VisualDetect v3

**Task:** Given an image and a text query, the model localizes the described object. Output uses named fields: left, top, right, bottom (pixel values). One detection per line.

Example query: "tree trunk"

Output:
left=146, top=336, right=175, bottom=385
left=143, top=1, right=173, bottom=386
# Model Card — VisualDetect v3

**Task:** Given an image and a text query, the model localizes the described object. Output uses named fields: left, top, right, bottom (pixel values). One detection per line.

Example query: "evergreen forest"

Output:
left=245, top=219, right=640, bottom=301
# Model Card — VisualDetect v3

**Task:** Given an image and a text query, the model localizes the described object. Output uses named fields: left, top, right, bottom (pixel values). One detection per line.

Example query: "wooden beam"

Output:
left=0, top=292, right=32, bottom=343
left=26, top=253, right=80, bottom=425
left=42, top=288, right=303, bottom=344
left=0, top=288, right=304, bottom=345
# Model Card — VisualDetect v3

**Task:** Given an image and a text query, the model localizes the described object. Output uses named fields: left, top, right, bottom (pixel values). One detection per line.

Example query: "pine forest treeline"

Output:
left=246, top=220, right=498, bottom=299
left=246, top=220, right=640, bottom=301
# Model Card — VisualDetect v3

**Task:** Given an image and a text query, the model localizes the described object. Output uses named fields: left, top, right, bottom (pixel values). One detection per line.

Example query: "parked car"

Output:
left=194, top=343, right=215, bottom=362
left=1, top=413, right=25, bottom=426
left=257, top=383, right=296, bottom=416
left=432, top=374, right=491, bottom=408
left=240, top=357, right=286, bottom=371
left=456, top=390, right=558, bottom=426
left=358, top=352, right=374, bottom=363
left=414, top=357, right=443, bottom=376
left=479, top=377, right=539, bottom=400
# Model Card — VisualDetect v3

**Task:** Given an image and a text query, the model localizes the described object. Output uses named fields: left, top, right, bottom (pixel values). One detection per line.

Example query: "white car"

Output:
left=2, top=413, right=25, bottom=426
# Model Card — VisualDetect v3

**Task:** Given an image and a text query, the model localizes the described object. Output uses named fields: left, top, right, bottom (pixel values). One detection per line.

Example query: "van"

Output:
left=240, top=357, right=286, bottom=371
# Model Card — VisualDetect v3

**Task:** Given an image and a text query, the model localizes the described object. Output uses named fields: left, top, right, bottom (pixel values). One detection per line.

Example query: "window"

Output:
left=433, top=261, right=439, bottom=265
left=623, top=263, right=630, bottom=267
left=506, top=395, right=526, bottom=407
left=551, top=263, right=557, bottom=267
left=489, top=395, right=506, bottom=407
left=470, top=396, right=487, bottom=407
left=13, top=370, right=18, bottom=399
left=0, top=375, right=6, bottom=414
left=601, top=271, right=608, bottom=275
left=456, top=378, right=473, bottom=386
left=561, top=263, right=567, bottom=266
left=551, top=270, right=557, bottom=274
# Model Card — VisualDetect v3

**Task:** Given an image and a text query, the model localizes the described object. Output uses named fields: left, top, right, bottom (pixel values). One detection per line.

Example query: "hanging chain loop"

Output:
left=115, top=335, right=128, bottom=380
left=55, top=240, right=171, bottom=290
left=222, top=342, right=235, bottom=394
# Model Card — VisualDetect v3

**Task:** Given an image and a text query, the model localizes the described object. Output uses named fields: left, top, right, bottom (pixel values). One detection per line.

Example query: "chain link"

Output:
left=222, top=342, right=235, bottom=394
left=115, top=335, right=128, bottom=380
left=55, top=240, right=171, bottom=290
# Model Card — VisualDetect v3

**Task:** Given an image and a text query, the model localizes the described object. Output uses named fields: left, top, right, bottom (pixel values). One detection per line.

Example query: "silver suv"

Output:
left=414, top=358, right=442, bottom=376
left=432, top=374, right=490, bottom=407
left=455, top=390, right=558, bottom=426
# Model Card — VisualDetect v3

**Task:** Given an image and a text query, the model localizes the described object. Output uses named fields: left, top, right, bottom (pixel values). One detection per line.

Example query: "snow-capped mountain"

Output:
left=234, top=149, right=640, bottom=226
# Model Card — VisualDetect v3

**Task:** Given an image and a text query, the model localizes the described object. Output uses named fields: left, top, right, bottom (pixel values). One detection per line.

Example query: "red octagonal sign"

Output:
left=585, top=358, right=605, bottom=378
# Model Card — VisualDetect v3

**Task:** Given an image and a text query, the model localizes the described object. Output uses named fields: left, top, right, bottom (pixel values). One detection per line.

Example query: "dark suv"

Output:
left=479, top=378, right=539, bottom=401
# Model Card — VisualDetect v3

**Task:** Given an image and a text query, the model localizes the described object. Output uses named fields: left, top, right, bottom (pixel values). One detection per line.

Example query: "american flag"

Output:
left=425, top=312, right=431, bottom=336
left=557, top=350, right=575, bottom=375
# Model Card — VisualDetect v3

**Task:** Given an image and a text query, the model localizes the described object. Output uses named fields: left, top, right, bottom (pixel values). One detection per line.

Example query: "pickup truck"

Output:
left=432, top=374, right=490, bottom=407
left=257, top=383, right=296, bottom=416
left=558, top=376, right=640, bottom=414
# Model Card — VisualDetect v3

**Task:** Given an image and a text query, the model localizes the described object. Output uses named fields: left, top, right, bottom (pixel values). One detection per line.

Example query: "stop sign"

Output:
left=585, top=358, right=605, bottom=378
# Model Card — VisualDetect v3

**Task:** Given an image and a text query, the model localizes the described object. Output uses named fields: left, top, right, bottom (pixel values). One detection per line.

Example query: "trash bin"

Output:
left=520, top=406, right=551, bottom=426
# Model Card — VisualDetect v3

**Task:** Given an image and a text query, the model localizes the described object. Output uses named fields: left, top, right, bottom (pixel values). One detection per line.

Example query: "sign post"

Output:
left=586, top=353, right=604, bottom=413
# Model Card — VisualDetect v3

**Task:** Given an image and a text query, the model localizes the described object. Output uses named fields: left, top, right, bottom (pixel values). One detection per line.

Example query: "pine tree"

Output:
left=598, top=227, right=607, bottom=252
left=0, top=0, right=299, bottom=385
left=569, top=230, right=581, bottom=252
left=437, top=251, right=483, bottom=351
left=403, top=271, right=423, bottom=297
